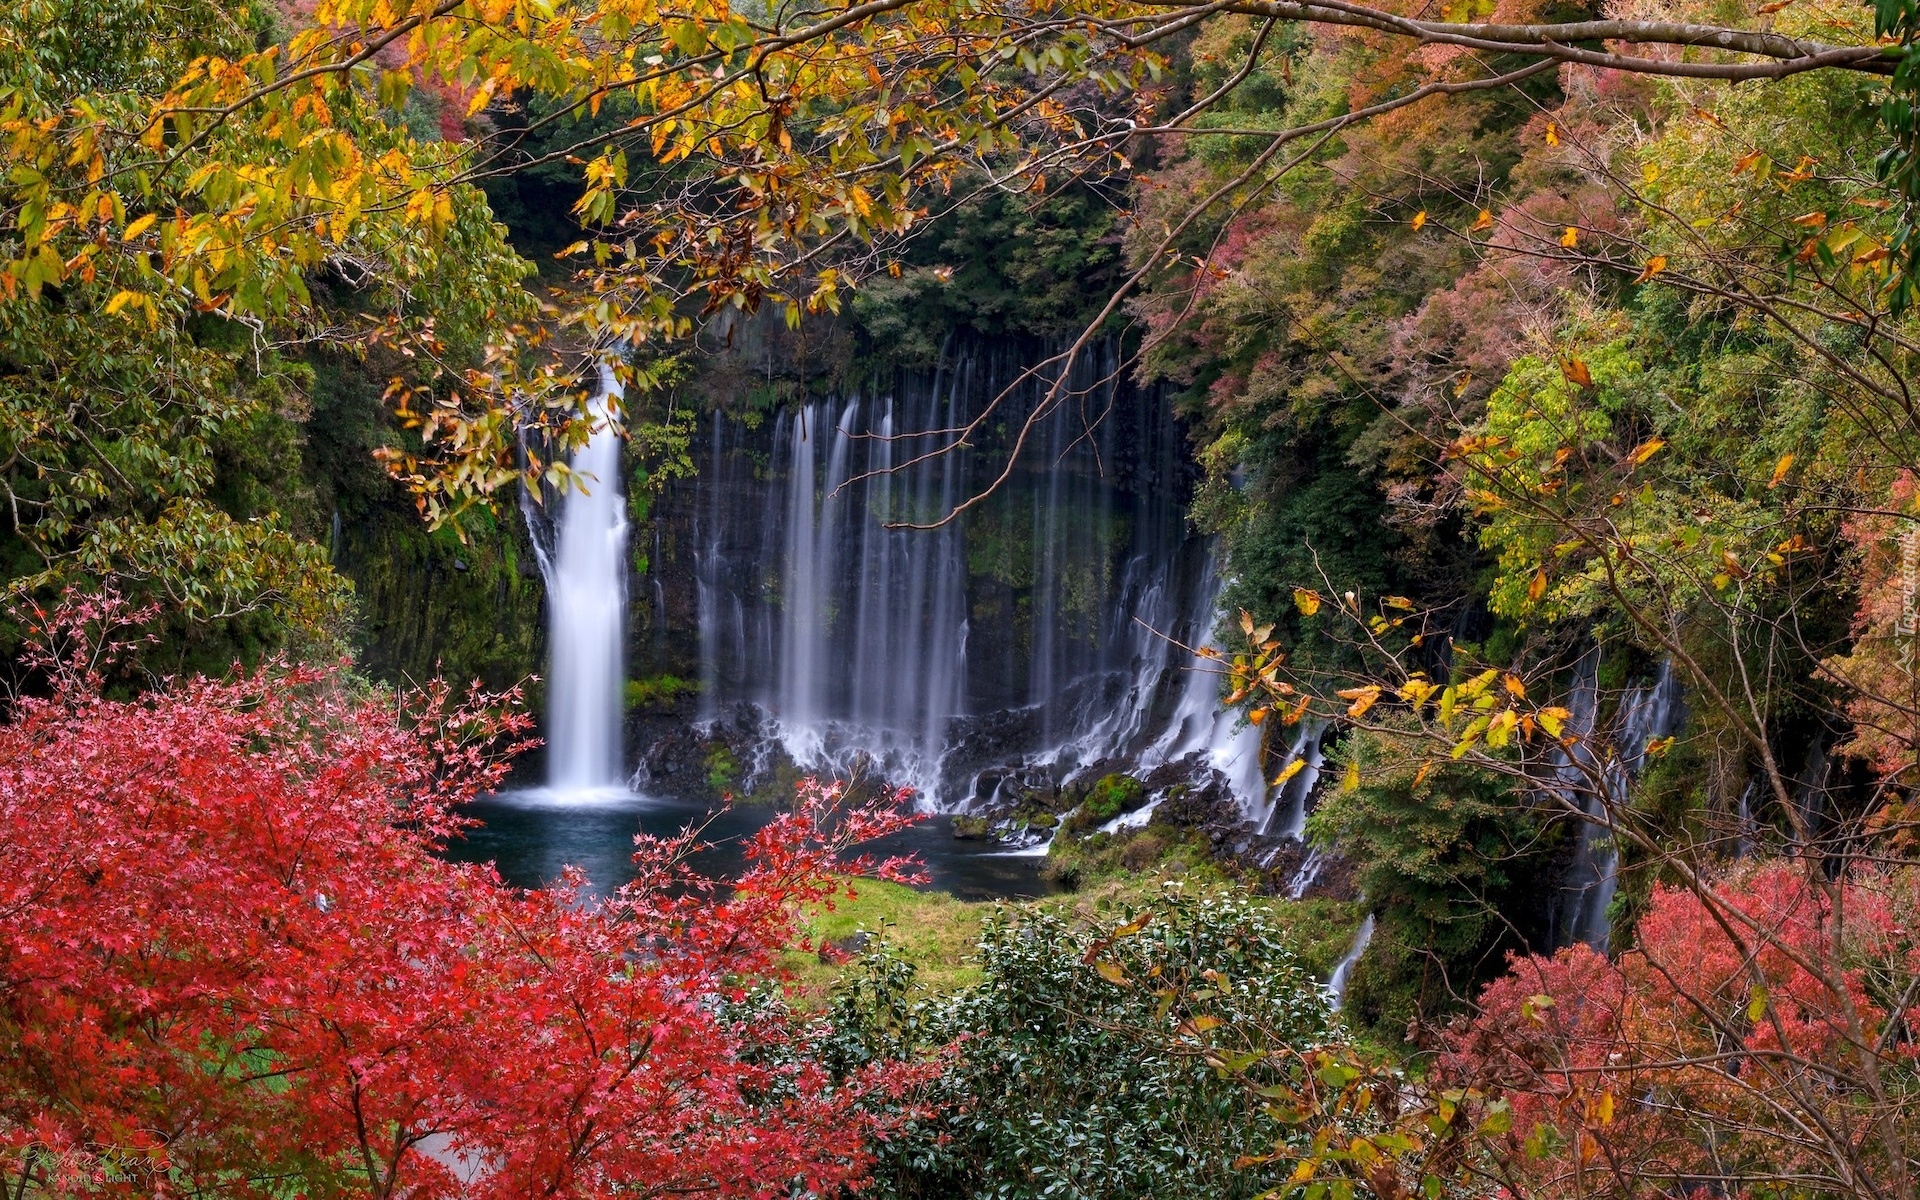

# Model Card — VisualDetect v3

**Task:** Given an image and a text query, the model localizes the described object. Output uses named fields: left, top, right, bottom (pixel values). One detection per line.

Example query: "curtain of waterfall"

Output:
left=689, top=338, right=1257, bottom=811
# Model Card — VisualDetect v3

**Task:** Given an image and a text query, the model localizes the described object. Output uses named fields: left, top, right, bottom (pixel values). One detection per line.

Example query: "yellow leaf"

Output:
left=1470, top=209, right=1493, bottom=232
left=122, top=214, right=157, bottom=241
left=1528, top=569, right=1548, bottom=602
left=1642, top=162, right=1660, bottom=184
left=103, top=289, right=138, bottom=316
left=1628, top=438, right=1667, bottom=466
left=1383, top=595, right=1414, bottom=610
left=1342, top=758, right=1360, bottom=793
left=1538, top=707, right=1570, bottom=738
left=1560, top=225, right=1579, bottom=248
left=1768, top=453, right=1794, bottom=488
left=1486, top=709, right=1519, bottom=748
left=1293, top=588, right=1321, bottom=617
left=1545, top=121, right=1561, bottom=147
left=1410, top=210, right=1427, bottom=231
left=1632, top=255, right=1668, bottom=284
left=1272, top=758, right=1307, bottom=787
left=1248, top=707, right=1268, bottom=726
left=1094, top=961, right=1127, bottom=985
left=1503, top=674, right=1527, bottom=698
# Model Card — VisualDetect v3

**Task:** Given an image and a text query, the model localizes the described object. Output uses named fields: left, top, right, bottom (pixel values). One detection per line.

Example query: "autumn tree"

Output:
left=0, top=592, right=925, bottom=1197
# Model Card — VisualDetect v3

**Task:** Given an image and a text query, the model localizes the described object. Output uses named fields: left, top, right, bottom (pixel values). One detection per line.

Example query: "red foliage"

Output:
left=1437, top=864, right=1920, bottom=1198
left=0, top=596, right=923, bottom=1197
left=1824, top=470, right=1920, bottom=781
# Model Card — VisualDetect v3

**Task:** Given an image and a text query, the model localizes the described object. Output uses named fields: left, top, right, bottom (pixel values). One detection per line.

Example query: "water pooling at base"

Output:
left=449, top=789, right=1052, bottom=900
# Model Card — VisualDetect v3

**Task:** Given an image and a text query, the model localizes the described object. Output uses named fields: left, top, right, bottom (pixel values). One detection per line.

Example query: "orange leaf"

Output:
left=1470, top=209, right=1494, bottom=232
left=1632, top=255, right=1668, bottom=284
left=1410, top=210, right=1427, bottom=231
left=1768, top=453, right=1794, bottom=488
left=1560, top=358, right=1593, bottom=388
left=1338, top=685, right=1382, bottom=719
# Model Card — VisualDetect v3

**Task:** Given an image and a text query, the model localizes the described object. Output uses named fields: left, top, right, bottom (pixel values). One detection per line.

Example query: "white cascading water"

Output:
left=686, top=339, right=1342, bottom=856
left=1557, top=655, right=1683, bottom=949
left=693, top=343, right=1175, bottom=808
left=1135, top=567, right=1270, bottom=818
left=539, top=362, right=629, bottom=793
left=1327, top=913, right=1375, bottom=1011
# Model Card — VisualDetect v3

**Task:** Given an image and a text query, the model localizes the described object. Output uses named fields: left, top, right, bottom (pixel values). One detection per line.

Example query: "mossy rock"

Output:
left=951, top=815, right=992, bottom=840
left=624, top=674, right=699, bottom=713
left=1063, top=773, right=1145, bottom=834
left=703, top=744, right=741, bottom=795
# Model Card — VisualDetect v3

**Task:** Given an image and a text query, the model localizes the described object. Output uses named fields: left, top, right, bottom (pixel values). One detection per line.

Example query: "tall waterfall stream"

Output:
left=534, top=362, right=629, bottom=794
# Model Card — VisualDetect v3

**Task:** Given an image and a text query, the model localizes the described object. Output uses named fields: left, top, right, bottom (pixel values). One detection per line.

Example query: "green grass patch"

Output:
left=788, top=879, right=989, bottom=999
left=784, top=867, right=1370, bottom=1012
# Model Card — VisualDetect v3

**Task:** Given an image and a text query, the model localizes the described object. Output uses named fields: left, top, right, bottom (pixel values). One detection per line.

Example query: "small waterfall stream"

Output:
left=531, top=362, right=630, bottom=794
left=1327, top=913, right=1375, bottom=1011
left=1556, top=655, right=1684, bottom=949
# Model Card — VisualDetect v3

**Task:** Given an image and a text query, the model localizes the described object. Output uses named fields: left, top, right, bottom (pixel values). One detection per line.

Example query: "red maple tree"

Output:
left=0, top=593, right=924, bottom=1197
left=1436, top=862, right=1920, bottom=1200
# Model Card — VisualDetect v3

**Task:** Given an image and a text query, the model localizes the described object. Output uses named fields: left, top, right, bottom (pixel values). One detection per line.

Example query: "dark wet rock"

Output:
left=819, top=931, right=872, bottom=963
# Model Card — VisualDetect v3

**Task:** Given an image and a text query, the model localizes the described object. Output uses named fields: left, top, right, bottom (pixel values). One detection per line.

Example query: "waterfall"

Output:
left=1271, top=719, right=1330, bottom=841
left=532, top=362, right=630, bottom=794
left=691, top=339, right=1210, bottom=809
left=1734, top=778, right=1759, bottom=859
left=1558, top=656, right=1683, bottom=949
left=1327, top=913, right=1375, bottom=1011
left=1132, top=565, right=1270, bottom=817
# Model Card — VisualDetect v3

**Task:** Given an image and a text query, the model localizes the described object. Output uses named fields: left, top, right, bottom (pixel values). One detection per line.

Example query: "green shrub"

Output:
left=828, top=887, right=1335, bottom=1200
